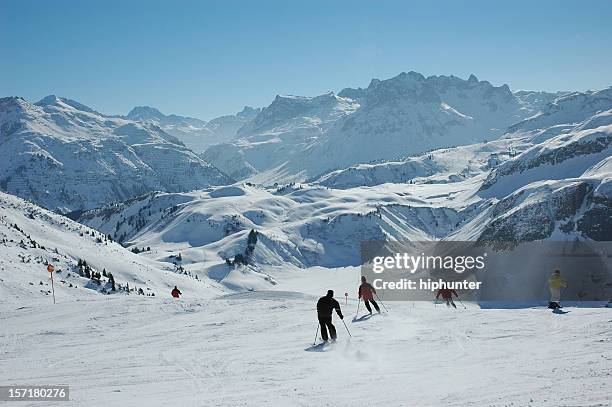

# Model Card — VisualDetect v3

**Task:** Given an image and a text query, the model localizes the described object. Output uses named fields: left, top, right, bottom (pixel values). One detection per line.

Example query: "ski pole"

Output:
left=375, top=293, right=389, bottom=312
left=456, top=296, right=467, bottom=309
left=355, top=298, right=361, bottom=318
left=313, top=324, right=319, bottom=345
left=341, top=319, right=352, bottom=337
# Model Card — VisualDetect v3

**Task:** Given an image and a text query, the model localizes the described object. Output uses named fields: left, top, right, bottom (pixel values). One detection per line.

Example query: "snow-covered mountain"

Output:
left=0, top=96, right=232, bottom=213
left=202, top=92, right=359, bottom=181
left=513, top=90, right=570, bottom=116
left=203, top=72, right=536, bottom=183
left=313, top=88, right=612, bottom=189
left=77, top=141, right=612, bottom=273
left=126, top=105, right=260, bottom=153
left=507, top=87, right=612, bottom=138
left=310, top=137, right=530, bottom=189
left=205, top=106, right=261, bottom=141
left=3, top=78, right=611, bottom=281
left=481, top=109, right=612, bottom=196
left=78, top=99, right=612, bottom=275
left=127, top=105, right=208, bottom=129
left=0, top=190, right=216, bottom=302
left=76, top=182, right=467, bottom=270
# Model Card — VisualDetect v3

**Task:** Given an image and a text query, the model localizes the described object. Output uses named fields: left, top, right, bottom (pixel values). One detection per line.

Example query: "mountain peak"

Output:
left=236, top=106, right=261, bottom=119
left=36, top=94, right=62, bottom=105
left=0, top=96, right=33, bottom=116
left=0, top=96, right=29, bottom=106
left=35, top=95, right=97, bottom=114
left=127, top=105, right=165, bottom=120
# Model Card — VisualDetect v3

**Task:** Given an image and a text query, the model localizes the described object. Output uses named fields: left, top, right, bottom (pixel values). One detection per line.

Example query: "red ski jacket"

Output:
left=436, top=288, right=457, bottom=300
left=359, top=282, right=376, bottom=300
left=171, top=288, right=181, bottom=298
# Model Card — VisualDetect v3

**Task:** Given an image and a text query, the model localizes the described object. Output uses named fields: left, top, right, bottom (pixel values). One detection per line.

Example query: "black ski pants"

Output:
left=445, top=298, right=457, bottom=308
left=318, top=316, right=337, bottom=340
left=364, top=299, right=380, bottom=313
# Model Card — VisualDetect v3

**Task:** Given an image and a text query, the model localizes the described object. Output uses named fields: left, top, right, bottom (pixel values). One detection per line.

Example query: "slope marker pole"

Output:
left=47, top=264, right=56, bottom=304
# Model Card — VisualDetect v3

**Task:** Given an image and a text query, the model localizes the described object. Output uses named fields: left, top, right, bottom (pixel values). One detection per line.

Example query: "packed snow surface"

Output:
left=1, top=268, right=610, bottom=407
left=2, top=188, right=610, bottom=407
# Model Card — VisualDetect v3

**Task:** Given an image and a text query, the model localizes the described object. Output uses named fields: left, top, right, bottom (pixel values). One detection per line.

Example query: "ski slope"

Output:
left=1, top=266, right=610, bottom=407
left=0, top=191, right=219, bottom=303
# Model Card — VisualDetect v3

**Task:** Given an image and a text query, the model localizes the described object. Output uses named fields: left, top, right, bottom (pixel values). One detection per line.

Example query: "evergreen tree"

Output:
left=108, top=273, right=116, bottom=291
left=247, top=229, right=258, bottom=248
left=245, top=229, right=259, bottom=263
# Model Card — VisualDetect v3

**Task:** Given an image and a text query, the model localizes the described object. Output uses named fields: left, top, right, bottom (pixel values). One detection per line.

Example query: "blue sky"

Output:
left=1, top=0, right=611, bottom=119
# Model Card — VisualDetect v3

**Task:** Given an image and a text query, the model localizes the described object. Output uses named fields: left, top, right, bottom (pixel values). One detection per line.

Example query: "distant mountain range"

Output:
left=125, top=105, right=260, bottom=153
left=1, top=71, right=609, bottom=218
left=202, top=72, right=566, bottom=183
left=0, top=96, right=231, bottom=213
left=1, top=71, right=610, bottom=296
left=77, top=86, right=612, bottom=269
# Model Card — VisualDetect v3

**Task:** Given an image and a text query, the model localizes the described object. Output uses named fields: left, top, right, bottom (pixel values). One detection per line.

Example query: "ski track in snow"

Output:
left=1, top=275, right=610, bottom=407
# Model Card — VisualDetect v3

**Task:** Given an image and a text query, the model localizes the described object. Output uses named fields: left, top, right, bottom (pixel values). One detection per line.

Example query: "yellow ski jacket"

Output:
left=549, top=274, right=567, bottom=289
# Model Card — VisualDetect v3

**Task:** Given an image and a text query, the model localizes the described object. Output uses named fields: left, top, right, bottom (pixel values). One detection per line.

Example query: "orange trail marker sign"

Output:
left=47, top=264, right=56, bottom=304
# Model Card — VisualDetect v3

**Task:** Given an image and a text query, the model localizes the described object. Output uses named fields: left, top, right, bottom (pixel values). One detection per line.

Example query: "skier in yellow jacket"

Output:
left=548, top=269, right=567, bottom=309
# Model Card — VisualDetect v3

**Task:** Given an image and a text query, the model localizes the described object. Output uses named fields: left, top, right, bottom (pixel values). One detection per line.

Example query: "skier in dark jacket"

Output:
left=358, top=276, right=380, bottom=314
left=436, top=288, right=458, bottom=308
left=171, top=286, right=182, bottom=298
left=316, top=290, right=344, bottom=341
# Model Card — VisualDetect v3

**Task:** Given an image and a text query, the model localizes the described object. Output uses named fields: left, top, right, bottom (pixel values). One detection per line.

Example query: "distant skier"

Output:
left=316, top=290, right=344, bottom=341
left=436, top=288, right=458, bottom=308
left=358, top=276, right=380, bottom=314
left=548, top=269, right=567, bottom=309
left=171, top=286, right=182, bottom=298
